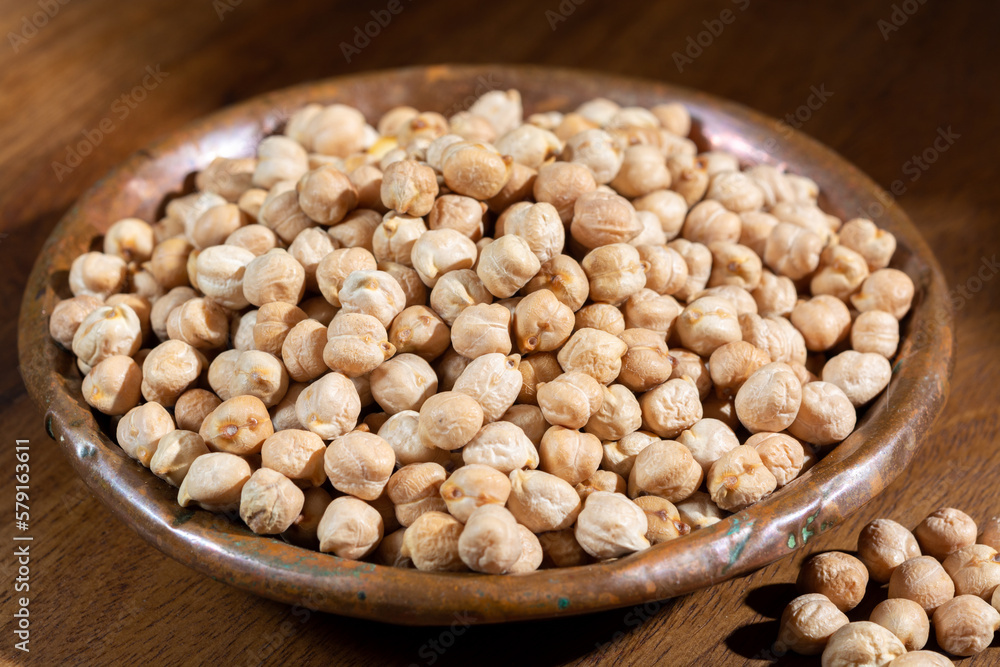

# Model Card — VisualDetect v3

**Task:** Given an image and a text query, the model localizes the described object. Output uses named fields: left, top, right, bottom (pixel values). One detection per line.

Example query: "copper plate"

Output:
left=17, top=65, right=954, bottom=625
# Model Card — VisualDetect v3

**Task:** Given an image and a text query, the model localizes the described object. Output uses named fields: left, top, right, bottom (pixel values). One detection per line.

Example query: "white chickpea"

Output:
left=764, top=223, right=823, bottom=280
left=570, top=190, right=641, bottom=249
left=295, top=372, right=361, bottom=439
left=463, top=421, right=538, bottom=474
left=409, top=228, right=478, bottom=287
left=617, top=328, right=673, bottom=393
left=240, top=468, right=305, bottom=535
left=706, top=444, right=777, bottom=511
left=745, top=432, right=805, bottom=487
left=628, top=438, right=702, bottom=503
left=533, top=161, right=597, bottom=224
left=556, top=328, right=628, bottom=385
left=821, top=350, right=892, bottom=407
left=791, top=295, right=852, bottom=352
left=640, top=378, right=703, bottom=439
left=452, top=352, right=522, bottom=422
left=69, top=251, right=127, bottom=299
left=676, top=418, right=740, bottom=476
left=439, top=464, right=511, bottom=523
left=72, top=304, right=143, bottom=367
left=538, top=425, right=603, bottom=485
left=507, top=469, right=581, bottom=533
left=840, top=218, right=897, bottom=272
left=667, top=238, right=712, bottom=301
left=317, top=496, right=384, bottom=560
left=787, top=381, right=857, bottom=446
left=375, top=410, right=448, bottom=467
left=116, top=401, right=175, bottom=466
left=851, top=269, right=915, bottom=320
left=338, top=269, right=406, bottom=328
left=149, top=429, right=210, bottom=487
left=323, top=431, right=394, bottom=500
left=229, top=350, right=289, bottom=408
left=476, top=235, right=541, bottom=299
left=370, top=353, right=437, bottom=414
left=178, top=452, right=252, bottom=513
left=457, top=504, right=523, bottom=574
left=574, top=492, right=650, bottom=559
left=242, top=248, right=306, bottom=307
left=676, top=296, right=741, bottom=357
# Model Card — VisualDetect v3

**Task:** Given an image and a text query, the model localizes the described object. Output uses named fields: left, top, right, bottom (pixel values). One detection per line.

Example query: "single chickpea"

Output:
left=942, top=544, right=1000, bottom=600
left=476, top=235, right=541, bottom=299
left=173, top=388, right=222, bottom=433
left=574, top=304, right=626, bottom=336
left=259, top=429, right=326, bottom=487
left=510, top=289, right=573, bottom=355
left=632, top=192, right=687, bottom=243
left=117, top=401, right=175, bottom=466
left=709, top=341, right=772, bottom=399
left=268, top=381, right=306, bottom=431
left=207, top=349, right=239, bottom=400
left=851, top=310, right=900, bottom=359
left=602, top=430, right=658, bottom=479
left=428, top=269, right=493, bottom=326
left=694, top=285, right=758, bottom=318
left=448, top=111, right=496, bottom=144
left=372, top=213, right=427, bottom=267
left=149, top=429, right=210, bottom=488
left=316, top=496, right=384, bottom=560
left=507, top=469, right=581, bottom=533
left=889, top=556, right=956, bottom=614
left=253, top=302, right=307, bottom=356
left=640, top=378, right=703, bottom=439
left=194, top=244, right=255, bottom=310
left=617, top=328, right=673, bottom=393
left=706, top=171, right=765, bottom=213
left=636, top=245, right=687, bottom=298
left=521, top=254, right=590, bottom=312
left=575, top=470, right=627, bottom=500
left=702, top=394, right=739, bottom=431
left=337, top=269, right=406, bottom=328
left=239, top=468, right=305, bottom=535
left=585, top=384, right=642, bottom=441
left=932, top=595, right=1000, bottom=657
left=563, top=128, right=624, bottom=185
left=787, top=381, right=856, bottom=446
left=72, top=304, right=142, bottom=367
left=609, top=145, right=670, bottom=198
left=370, top=411, right=443, bottom=468
left=980, top=516, right=1000, bottom=550
left=821, top=622, right=906, bottom=666
left=510, top=524, right=544, bottom=574
left=450, top=303, right=511, bottom=358
left=322, top=312, right=395, bottom=378
left=301, top=296, right=338, bottom=326
left=377, top=260, right=427, bottom=310
left=764, top=223, right=823, bottom=280
left=80, top=355, right=141, bottom=416
left=538, top=528, right=592, bottom=568
left=295, top=372, right=360, bottom=439
left=467, top=89, right=521, bottom=135
left=386, top=305, right=450, bottom=361
left=706, top=444, right=777, bottom=511
left=242, top=249, right=306, bottom=307
left=633, top=495, right=690, bottom=544
left=840, top=218, right=897, bottom=272
left=797, top=551, right=870, bottom=612
left=456, top=504, right=522, bottom=574
left=669, top=348, right=713, bottom=401
left=857, top=518, right=922, bottom=583
left=322, top=430, right=394, bottom=500
left=821, top=350, right=892, bottom=407
left=258, top=187, right=316, bottom=243
left=666, top=238, right=712, bottom=301
left=348, top=164, right=387, bottom=213
left=237, top=188, right=269, bottom=222
left=739, top=313, right=808, bottom=367
left=706, top=242, right=762, bottom=291
left=329, top=209, right=381, bottom=252
left=851, top=269, right=915, bottom=320
left=667, top=154, right=710, bottom=206
left=148, top=286, right=193, bottom=343
left=379, top=159, right=437, bottom=217
left=140, top=339, right=204, bottom=407
left=628, top=438, right=702, bottom=503
left=69, top=251, right=127, bottom=299
left=302, top=104, right=369, bottom=157
left=103, top=218, right=155, bottom=263
left=751, top=271, right=797, bottom=317
left=452, top=352, right=522, bottom=422
left=915, top=508, right=978, bottom=561
left=386, top=462, right=448, bottom=527
left=226, top=224, right=279, bottom=256
left=574, top=492, right=650, bottom=559
left=230, top=309, right=258, bottom=353
left=440, top=142, right=514, bottom=200
left=400, top=511, right=465, bottom=571
left=515, top=351, right=561, bottom=405
left=811, top=244, right=870, bottom=302
left=622, top=290, right=681, bottom=338
left=537, top=425, right=603, bottom=485
left=498, top=405, right=546, bottom=448
left=556, top=328, right=628, bottom=385
left=738, top=211, right=780, bottom=259
left=315, top=247, right=377, bottom=307
left=500, top=202, right=564, bottom=265
left=791, top=295, right=852, bottom=352
left=676, top=491, right=729, bottom=530
left=177, top=452, right=252, bottom=513
left=868, top=598, right=930, bottom=652
left=463, top=421, right=538, bottom=474
left=676, top=296, right=741, bottom=357
left=533, top=162, right=597, bottom=224
left=189, top=204, right=246, bottom=250
left=229, top=350, right=289, bottom=407
left=370, top=353, right=437, bottom=414
left=650, top=102, right=691, bottom=136
left=196, top=156, right=256, bottom=202
left=681, top=200, right=742, bottom=246
left=494, top=124, right=562, bottom=170
left=252, top=136, right=308, bottom=188
left=675, top=418, right=740, bottom=477
left=199, top=394, right=274, bottom=456
left=280, top=319, right=328, bottom=383
left=417, top=391, right=484, bottom=452
left=439, top=464, right=511, bottom=523
left=775, top=593, right=850, bottom=656
left=49, top=295, right=104, bottom=349
left=745, top=432, right=805, bottom=487
left=570, top=190, right=641, bottom=249
left=428, top=195, right=487, bottom=239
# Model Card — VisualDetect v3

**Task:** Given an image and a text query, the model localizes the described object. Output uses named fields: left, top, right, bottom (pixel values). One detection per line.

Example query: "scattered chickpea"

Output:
left=417, top=391, right=484, bottom=452
left=49, top=295, right=104, bottom=349
left=798, top=551, right=870, bottom=612
left=821, top=622, right=906, bottom=667
left=869, top=598, right=930, bottom=651
left=640, top=377, right=704, bottom=440
left=889, top=556, right=956, bottom=614
left=915, top=508, right=978, bottom=561
left=676, top=296, right=741, bottom=357
left=857, top=518, right=923, bottom=584
left=536, top=371, right=604, bottom=430
left=440, top=142, right=513, bottom=200
left=775, top=593, right=850, bottom=655
left=942, top=544, right=1000, bottom=601
left=72, top=304, right=143, bottom=368
left=932, top=595, right=1000, bottom=657
left=174, top=388, right=222, bottom=433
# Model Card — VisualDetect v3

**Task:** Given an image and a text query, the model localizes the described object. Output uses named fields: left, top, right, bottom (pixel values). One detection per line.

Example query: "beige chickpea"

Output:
left=675, top=418, right=740, bottom=477
left=329, top=209, right=381, bottom=252
left=742, top=164, right=795, bottom=209
left=889, top=556, right=956, bottom=614
left=738, top=210, right=780, bottom=258
left=456, top=504, right=522, bottom=574
left=452, top=352, right=522, bottom=422
left=140, top=339, right=204, bottom=406
left=241, top=249, right=305, bottom=308
left=72, top=304, right=142, bottom=367
left=189, top=204, right=245, bottom=250
left=538, top=528, right=592, bottom=568
left=376, top=105, right=418, bottom=137
left=681, top=200, right=742, bottom=246
left=775, top=593, right=850, bottom=656
left=509, top=289, right=572, bottom=355
left=348, top=164, right=387, bottom=213
left=316, top=496, right=384, bottom=560
left=148, top=286, right=193, bottom=342
left=533, top=161, right=596, bottom=224
left=979, top=516, right=1000, bottom=551
left=268, top=381, right=306, bottom=431
left=676, top=296, right=741, bottom=357
left=821, top=621, right=906, bottom=666
left=69, top=251, right=127, bottom=299
left=573, top=492, right=649, bottom=559
left=510, top=524, right=544, bottom=574
left=622, top=290, right=681, bottom=338
left=81, top=355, right=142, bottom=416
left=236, top=188, right=269, bottom=223
left=494, top=123, right=561, bottom=169
left=563, top=129, right=623, bottom=185
left=521, top=254, right=589, bottom=312
left=570, top=190, right=641, bottom=249
left=372, top=213, right=427, bottom=267
left=370, top=411, right=443, bottom=468
left=500, top=202, right=564, bottom=265
left=258, top=187, right=316, bottom=243
left=322, top=430, right=394, bottom=500
left=301, top=104, right=369, bottom=157
left=474, top=235, right=540, bottom=299
left=857, top=518, right=922, bottom=584
left=942, top=544, right=1000, bottom=600
left=609, top=145, right=670, bottom=198
left=709, top=341, right=772, bottom=399
left=782, top=173, right=819, bottom=204
left=573, top=97, right=619, bottom=126
left=439, top=464, right=511, bottom=523
left=253, top=302, right=307, bottom=356
left=636, top=245, right=687, bottom=297
left=633, top=495, right=690, bottom=544
left=915, top=508, right=978, bottom=561
left=379, top=159, right=437, bottom=217
left=49, top=295, right=104, bottom=349
left=230, top=309, right=257, bottom=353
left=650, top=102, right=691, bottom=136
left=888, top=651, right=956, bottom=667
left=771, top=201, right=834, bottom=243
left=467, top=89, right=522, bottom=135
left=787, top=381, right=856, bottom=446
left=628, top=439, right=702, bottom=503
left=706, top=444, right=777, bottom=511
left=117, top=401, right=175, bottom=466
left=791, top=295, right=852, bottom=352
left=239, top=467, right=305, bottom=535
left=448, top=111, right=496, bottom=144
left=669, top=348, right=713, bottom=401
left=585, top=383, right=642, bottom=441
left=150, top=237, right=194, bottom=290
left=226, top=224, right=278, bottom=256
left=694, top=285, right=758, bottom=317
left=199, top=394, right=273, bottom=455
left=851, top=310, right=900, bottom=358
left=337, top=269, right=406, bottom=328
left=376, top=260, right=427, bottom=310
left=428, top=269, right=493, bottom=326
left=706, top=241, right=762, bottom=291
left=633, top=192, right=687, bottom=243
left=207, top=349, right=239, bottom=400
left=386, top=462, right=448, bottom=527
left=196, top=156, right=256, bottom=202
left=229, top=350, right=288, bottom=407
left=851, top=269, right=915, bottom=320
left=702, top=394, right=739, bottom=431
left=764, top=223, right=823, bottom=280
left=576, top=470, right=627, bottom=501
left=194, top=245, right=255, bottom=310
left=821, top=350, right=892, bottom=407
left=739, top=313, right=808, bottom=367
left=707, top=171, right=764, bottom=213
left=933, top=595, right=1000, bottom=657
left=369, top=353, right=437, bottom=414
left=386, top=305, right=450, bottom=361
left=666, top=239, right=711, bottom=301
left=745, top=432, right=805, bottom=487
left=400, top=510, right=465, bottom=571
left=556, top=328, right=628, bottom=385
left=149, top=429, right=210, bottom=487
left=463, top=421, right=538, bottom=474
left=869, top=598, right=930, bottom=652
left=427, top=194, right=487, bottom=239
left=103, top=217, right=155, bottom=263
left=572, top=304, right=624, bottom=336
left=601, top=430, right=658, bottom=479
left=253, top=136, right=308, bottom=189
left=515, top=352, right=561, bottom=405
left=409, top=229, right=478, bottom=288
left=507, top=469, right=581, bottom=533
left=751, top=271, right=797, bottom=317
left=798, top=552, right=870, bottom=612
left=417, top=391, right=484, bottom=452
left=178, top=452, right=252, bottom=513
left=640, top=378, right=703, bottom=440
left=616, top=328, right=672, bottom=393
left=676, top=491, right=729, bottom=530
left=301, top=294, right=338, bottom=325
left=537, top=425, right=602, bottom=485
left=260, top=429, right=326, bottom=487
left=295, top=372, right=360, bottom=439
left=322, top=312, right=394, bottom=378
left=840, top=218, right=897, bottom=272
left=315, top=247, right=377, bottom=307
left=174, top=388, right=222, bottom=433
left=811, top=245, right=870, bottom=302
left=448, top=303, right=511, bottom=358
left=439, top=142, right=514, bottom=201
left=667, top=153, right=710, bottom=206
left=280, top=319, right=328, bottom=383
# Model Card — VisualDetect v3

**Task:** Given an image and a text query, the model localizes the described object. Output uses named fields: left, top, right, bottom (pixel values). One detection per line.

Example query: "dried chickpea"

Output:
left=840, top=218, right=897, bottom=272
left=378, top=159, right=436, bottom=217
left=268, top=381, right=306, bottom=431
left=457, top=504, right=522, bottom=574
left=194, top=244, right=254, bottom=309
left=82, top=355, right=142, bottom=415
left=452, top=352, right=522, bottom=422
left=676, top=296, right=740, bottom=357
left=601, top=430, right=657, bottom=479
left=174, top=389, right=222, bottom=433
left=676, top=418, right=740, bottom=477
left=370, top=353, right=437, bottom=414
left=259, top=429, right=326, bottom=488
left=574, top=492, right=650, bottom=559
left=116, top=401, right=175, bottom=466
left=322, top=312, right=394, bottom=378
left=708, top=170, right=766, bottom=213
left=199, top=395, right=274, bottom=455
left=640, top=378, right=703, bottom=439
left=427, top=194, right=487, bottom=239
left=787, top=381, right=856, bottom=446
left=570, top=190, right=641, bottom=249
left=798, top=552, right=870, bottom=612
left=636, top=249, right=686, bottom=303
left=622, top=290, right=681, bottom=337
left=610, top=145, right=670, bottom=197
left=450, top=303, right=511, bottom=358
left=585, top=384, right=641, bottom=441
left=556, top=328, right=627, bottom=385
left=315, top=248, right=377, bottom=308
left=507, top=290, right=571, bottom=355
left=439, top=142, right=514, bottom=201
left=851, top=269, right=915, bottom=320
left=400, top=511, right=465, bottom=571
left=507, top=469, right=581, bottom=533
left=631, top=495, right=687, bottom=544
left=745, top=432, right=805, bottom=487
left=475, top=235, right=540, bottom=299
left=764, top=223, right=823, bottom=280
left=251, top=302, right=306, bottom=357
left=617, top=328, right=672, bottom=393
left=372, top=213, right=427, bottom=267
left=751, top=271, right=797, bottom=318
left=979, top=516, right=1000, bottom=550
left=409, top=228, right=478, bottom=288
left=428, top=269, right=493, bottom=326
left=499, top=202, right=563, bottom=265
left=72, top=306, right=143, bottom=375
left=373, top=410, right=445, bottom=467
left=811, top=244, right=870, bottom=302
left=821, top=621, right=906, bottom=667
left=537, top=528, right=591, bottom=568
left=535, top=371, right=604, bottom=430
left=207, top=349, right=239, bottom=400
left=272, top=318, right=326, bottom=385
left=240, top=249, right=305, bottom=308
left=498, top=405, right=546, bottom=448
left=665, top=239, right=710, bottom=301
left=295, top=372, right=360, bottom=439
left=537, top=426, right=603, bottom=485
left=705, top=242, right=761, bottom=292
left=521, top=254, right=589, bottom=312
left=229, top=350, right=288, bottom=407
left=791, top=295, right=852, bottom=352
left=225, top=223, right=279, bottom=256
left=229, top=308, right=257, bottom=353
left=189, top=203, right=245, bottom=250
left=386, top=463, right=448, bottom=527
left=178, top=452, right=252, bottom=513
left=732, top=361, right=803, bottom=434
left=149, top=429, right=210, bottom=487
left=49, top=295, right=104, bottom=349
left=253, top=136, right=308, bottom=188
left=440, top=464, right=511, bottom=523
left=151, top=236, right=196, bottom=290
left=681, top=200, right=742, bottom=246
left=69, top=251, right=127, bottom=299
left=942, top=544, right=1000, bottom=600
left=413, top=391, right=483, bottom=452
left=851, top=310, right=900, bottom=359
left=463, top=421, right=538, bottom=474
left=775, top=593, right=850, bottom=656
left=857, top=519, right=922, bottom=584
left=575, top=470, right=627, bottom=500
left=322, top=430, right=394, bottom=501
left=140, top=339, right=204, bottom=407
left=869, top=598, right=930, bottom=652
left=103, top=218, right=155, bottom=264
left=709, top=341, right=772, bottom=399
left=240, top=468, right=305, bottom=534
left=317, top=496, right=384, bottom=560
left=707, top=444, right=777, bottom=511
left=888, top=651, right=955, bottom=666
left=337, top=269, right=406, bottom=328
left=514, top=352, right=561, bottom=405
left=628, top=439, right=702, bottom=503
left=822, top=350, right=892, bottom=407
left=915, top=508, right=978, bottom=561
left=932, top=595, right=1000, bottom=657
left=533, top=161, right=596, bottom=224
left=383, top=305, right=448, bottom=362
left=573, top=304, right=625, bottom=335
left=676, top=491, right=729, bottom=529
left=889, top=556, right=956, bottom=614
left=509, top=524, right=543, bottom=574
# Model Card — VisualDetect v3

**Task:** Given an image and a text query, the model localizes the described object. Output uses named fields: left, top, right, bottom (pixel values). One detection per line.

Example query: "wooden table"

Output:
left=2, top=1, right=998, bottom=664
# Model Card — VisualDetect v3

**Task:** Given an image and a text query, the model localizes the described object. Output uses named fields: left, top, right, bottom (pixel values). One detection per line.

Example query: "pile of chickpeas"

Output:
left=49, top=89, right=915, bottom=575
left=778, top=509, right=1000, bottom=665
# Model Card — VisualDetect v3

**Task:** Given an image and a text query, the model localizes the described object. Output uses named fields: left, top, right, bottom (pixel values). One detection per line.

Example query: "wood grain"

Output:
left=1, top=1, right=998, bottom=665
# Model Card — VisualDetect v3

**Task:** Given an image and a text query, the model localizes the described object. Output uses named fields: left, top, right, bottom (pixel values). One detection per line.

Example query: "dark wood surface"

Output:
left=1, top=1, right=998, bottom=665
